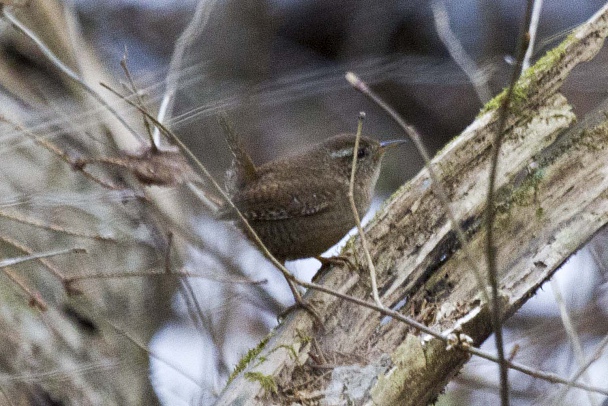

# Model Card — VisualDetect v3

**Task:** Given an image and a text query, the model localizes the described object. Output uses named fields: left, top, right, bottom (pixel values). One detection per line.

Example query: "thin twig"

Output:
left=293, top=276, right=608, bottom=396
left=154, top=0, right=219, bottom=144
left=0, top=361, right=121, bottom=383
left=65, top=268, right=265, bottom=285
left=345, top=72, right=490, bottom=305
left=523, top=0, right=544, bottom=70
left=89, top=81, right=608, bottom=399
left=537, top=332, right=608, bottom=405
left=103, top=82, right=456, bottom=332
left=0, top=209, right=117, bottom=241
left=485, top=2, right=534, bottom=404
left=10, top=2, right=593, bottom=398
left=120, top=50, right=157, bottom=151
left=2, top=7, right=144, bottom=145
left=0, top=385, right=16, bottom=406
left=0, top=247, right=85, bottom=268
left=551, top=280, right=588, bottom=370
left=179, top=276, right=231, bottom=376
left=99, top=317, right=204, bottom=389
left=99, top=83, right=297, bottom=284
left=0, top=267, right=46, bottom=311
left=563, top=333, right=608, bottom=399
left=468, top=346, right=608, bottom=397
left=162, top=230, right=232, bottom=377
left=0, top=235, right=71, bottom=282
left=431, top=0, right=492, bottom=104
left=546, top=279, right=599, bottom=406
left=348, top=112, right=383, bottom=308
left=0, top=116, right=123, bottom=190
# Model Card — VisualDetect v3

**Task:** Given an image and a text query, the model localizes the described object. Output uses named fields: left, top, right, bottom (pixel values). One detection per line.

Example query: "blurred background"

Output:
left=1, top=0, right=607, bottom=404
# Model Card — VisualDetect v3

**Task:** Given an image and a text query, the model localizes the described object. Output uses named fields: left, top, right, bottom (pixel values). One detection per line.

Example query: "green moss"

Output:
left=521, top=34, right=571, bottom=83
left=244, top=372, right=278, bottom=395
left=536, top=206, right=544, bottom=218
left=269, top=344, right=298, bottom=360
left=477, top=80, right=530, bottom=117
left=511, top=168, right=544, bottom=207
left=228, top=335, right=270, bottom=384
left=239, top=335, right=308, bottom=378
left=478, top=33, right=572, bottom=117
left=493, top=165, right=546, bottom=230
left=498, top=167, right=545, bottom=211
left=296, top=329, right=312, bottom=345
left=342, top=235, right=357, bottom=255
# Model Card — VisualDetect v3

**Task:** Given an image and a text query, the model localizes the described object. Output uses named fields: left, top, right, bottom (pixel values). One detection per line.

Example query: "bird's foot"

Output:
left=315, top=255, right=356, bottom=271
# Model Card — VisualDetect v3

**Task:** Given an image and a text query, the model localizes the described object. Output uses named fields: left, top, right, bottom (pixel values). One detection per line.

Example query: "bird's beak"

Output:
left=379, top=139, right=407, bottom=152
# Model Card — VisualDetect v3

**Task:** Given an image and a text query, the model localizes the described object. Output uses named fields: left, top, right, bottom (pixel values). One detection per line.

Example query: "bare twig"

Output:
left=523, top=0, right=544, bottom=70
left=0, top=244, right=66, bottom=311
left=0, top=116, right=123, bottom=190
left=2, top=7, right=144, bottom=145
left=551, top=281, right=588, bottom=372
left=546, top=279, right=599, bottom=406
left=485, top=2, right=534, bottom=403
left=154, top=0, right=219, bottom=144
left=1, top=266, right=47, bottom=311
left=0, top=361, right=121, bottom=383
left=120, top=51, right=157, bottom=151
left=293, top=275, right=608, bottom=397
left=100, top=82, right=317, bottom=316
left=345, top=72, right=490, bottom=304
left=431, top=0, right=492, bottom=103
left=161, top=231, right=231, bottom=377
left=101, top=81, right=467, bottom=336
left=0, top=209, right=117, bottom=241
left=348, top=112, right=383, bottom=308
left=0, top=235, right=73, bottom=283
left=0, top=386, right=16, bottom=406
left=65, top=268, right=265, bottom=285
left=538, top=332, right=608, bottom=405
left=99, top=317, right=204, bottom=389
left=0, top=247, right=85, bottom=268
left=179, top=276, right=231, bottom=376
left=28, top=18, right=606, bottom=399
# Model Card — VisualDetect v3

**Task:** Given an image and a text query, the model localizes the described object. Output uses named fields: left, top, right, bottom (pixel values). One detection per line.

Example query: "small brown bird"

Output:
left=219, top=133, right=404, bottom=262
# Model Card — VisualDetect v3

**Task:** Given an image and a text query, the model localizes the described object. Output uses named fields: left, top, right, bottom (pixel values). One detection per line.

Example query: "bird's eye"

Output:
left=357, top=147, right=369, bottom=159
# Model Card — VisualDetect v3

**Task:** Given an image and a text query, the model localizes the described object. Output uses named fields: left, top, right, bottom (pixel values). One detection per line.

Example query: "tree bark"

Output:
left=217, top=4, right=608, bottom=405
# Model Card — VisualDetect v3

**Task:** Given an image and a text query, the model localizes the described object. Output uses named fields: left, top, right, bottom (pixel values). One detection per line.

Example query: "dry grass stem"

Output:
left=348, top=112, right=383, bottom=308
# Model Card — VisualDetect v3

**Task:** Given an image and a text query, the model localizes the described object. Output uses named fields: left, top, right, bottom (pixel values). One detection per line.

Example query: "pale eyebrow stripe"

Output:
left=330, top=148, right=354, bottom=158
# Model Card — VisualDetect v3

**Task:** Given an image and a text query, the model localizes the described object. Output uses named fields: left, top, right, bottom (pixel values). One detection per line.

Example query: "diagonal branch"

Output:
left=218, top=4, right=608, bottom=405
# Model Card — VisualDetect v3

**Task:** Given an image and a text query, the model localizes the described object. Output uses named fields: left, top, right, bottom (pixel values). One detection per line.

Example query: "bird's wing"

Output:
left=218, top=180, right=335, bottom=221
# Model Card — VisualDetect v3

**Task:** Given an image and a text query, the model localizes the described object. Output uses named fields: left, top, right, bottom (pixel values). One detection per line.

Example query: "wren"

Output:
left=218, top=133, right=404, bottom=262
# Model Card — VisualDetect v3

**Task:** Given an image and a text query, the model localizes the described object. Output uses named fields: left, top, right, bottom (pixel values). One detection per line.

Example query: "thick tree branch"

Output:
left=218, top=4, right=608, bottom=405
